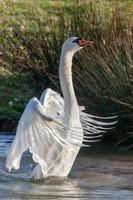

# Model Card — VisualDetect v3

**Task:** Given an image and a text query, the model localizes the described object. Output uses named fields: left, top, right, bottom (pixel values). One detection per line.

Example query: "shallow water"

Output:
left=0, top=134, right=133, bottom=200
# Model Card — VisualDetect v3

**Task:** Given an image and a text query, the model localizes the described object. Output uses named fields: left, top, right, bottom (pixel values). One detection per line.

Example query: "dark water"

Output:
left=0, top=134, right=133, bottom=200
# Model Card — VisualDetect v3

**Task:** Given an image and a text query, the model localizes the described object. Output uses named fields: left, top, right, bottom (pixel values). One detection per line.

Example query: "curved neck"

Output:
left=59, top=49, right=79, bottom=118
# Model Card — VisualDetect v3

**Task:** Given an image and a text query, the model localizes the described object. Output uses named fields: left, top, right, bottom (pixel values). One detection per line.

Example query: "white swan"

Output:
left=6, top=37, right=117, bottom=179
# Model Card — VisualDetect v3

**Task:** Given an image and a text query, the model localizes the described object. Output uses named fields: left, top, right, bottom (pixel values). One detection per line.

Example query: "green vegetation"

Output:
left=0, top=0, right=133, bottom=149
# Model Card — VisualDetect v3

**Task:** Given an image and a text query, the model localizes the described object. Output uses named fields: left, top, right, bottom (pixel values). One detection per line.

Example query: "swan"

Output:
left=6, top=37, right=117, bottom=179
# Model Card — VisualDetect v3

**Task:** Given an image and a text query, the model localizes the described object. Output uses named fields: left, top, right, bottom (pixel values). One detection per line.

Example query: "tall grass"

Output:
left=0, top=0, right=133, bottom=149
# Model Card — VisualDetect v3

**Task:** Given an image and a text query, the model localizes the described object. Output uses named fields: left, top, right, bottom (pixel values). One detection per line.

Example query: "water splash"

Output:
left=0, top=134, right=133, bottom=199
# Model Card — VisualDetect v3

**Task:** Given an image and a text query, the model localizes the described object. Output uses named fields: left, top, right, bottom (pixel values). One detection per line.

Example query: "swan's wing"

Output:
left=80, top=107, right=118, bottom=147
left=6, top=93, right=80, bottom=173
left=39, top=88, right=64, bottom=118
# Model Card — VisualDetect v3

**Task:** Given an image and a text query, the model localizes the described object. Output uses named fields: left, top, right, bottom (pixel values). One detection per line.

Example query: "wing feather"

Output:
left=80, top=109, right=118, bottom=146
left=6, top=93, right=81, bottom=172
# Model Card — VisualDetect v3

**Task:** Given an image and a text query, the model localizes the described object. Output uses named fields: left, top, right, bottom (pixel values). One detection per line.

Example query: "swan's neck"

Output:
left=59, top=49, right=79, bottom=118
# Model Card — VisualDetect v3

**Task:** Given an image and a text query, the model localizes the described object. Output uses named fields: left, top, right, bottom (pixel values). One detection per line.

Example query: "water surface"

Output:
left=0, top=134, right=133, bottom=200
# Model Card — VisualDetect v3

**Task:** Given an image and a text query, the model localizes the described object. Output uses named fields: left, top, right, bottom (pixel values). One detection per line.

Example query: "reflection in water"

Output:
left=0, top=134, right=133, bottom=200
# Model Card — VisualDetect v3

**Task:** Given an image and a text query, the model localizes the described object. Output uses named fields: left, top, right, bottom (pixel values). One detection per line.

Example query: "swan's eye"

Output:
left=72, top=38, right=82, bottom=45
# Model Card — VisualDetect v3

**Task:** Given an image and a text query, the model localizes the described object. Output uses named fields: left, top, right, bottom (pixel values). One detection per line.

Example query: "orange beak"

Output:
left=79, top=39, right=93, bottom=47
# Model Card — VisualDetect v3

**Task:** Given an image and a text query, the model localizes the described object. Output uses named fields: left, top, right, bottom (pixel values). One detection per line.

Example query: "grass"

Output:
left=0, top=0, right=133, bottom=149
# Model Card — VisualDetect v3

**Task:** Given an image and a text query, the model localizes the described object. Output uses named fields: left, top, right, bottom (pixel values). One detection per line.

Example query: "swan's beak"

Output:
left=79, top=39, right=93, bottom=47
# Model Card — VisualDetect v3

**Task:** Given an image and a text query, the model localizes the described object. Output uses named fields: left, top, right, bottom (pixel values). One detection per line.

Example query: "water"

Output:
left=0, top=134, right=133, bottom=199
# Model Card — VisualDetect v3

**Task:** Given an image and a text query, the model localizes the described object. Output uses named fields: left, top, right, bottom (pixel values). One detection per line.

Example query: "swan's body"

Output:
left=6, top=37, right=117, bottom=179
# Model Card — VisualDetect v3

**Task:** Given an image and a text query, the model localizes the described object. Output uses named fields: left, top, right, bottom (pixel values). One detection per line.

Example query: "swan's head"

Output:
left=62, top=37, right=92, bottom=54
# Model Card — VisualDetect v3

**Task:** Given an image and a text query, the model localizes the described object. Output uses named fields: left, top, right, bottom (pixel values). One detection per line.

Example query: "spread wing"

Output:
left=40, top=91, right=117, bottom=147
left=39, top=88, right=64, bottom=118
left=80, top=107, right=118, bottom=147
left=6, top=87, right=118, bottom=172
left=6, top=89, right=80, bottom=173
